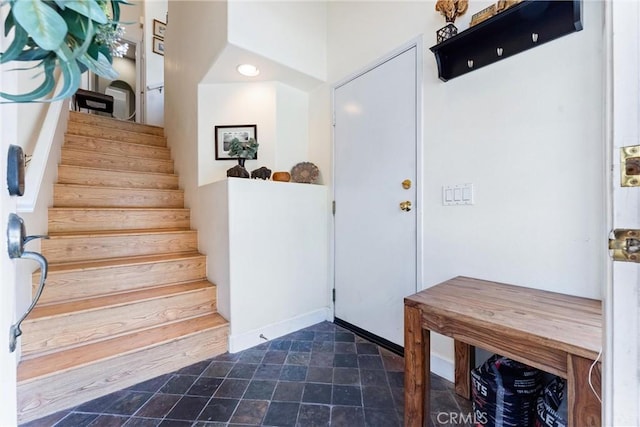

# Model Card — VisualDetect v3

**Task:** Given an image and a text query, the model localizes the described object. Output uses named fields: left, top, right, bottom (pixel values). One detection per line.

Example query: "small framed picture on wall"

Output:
left=152, top=37, right=164, bottom=56
left=153, top=19, right=166, bottom=38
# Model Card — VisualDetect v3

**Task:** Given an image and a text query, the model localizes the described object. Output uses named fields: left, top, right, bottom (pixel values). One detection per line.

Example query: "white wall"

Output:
left=228, top=0, right=327, bottom=81
left=165, top=0, right=228, bottom=215
left=202, top=178, right=330, bottom=352
left=120, top=0, right=144, bottom=44
left=198, top=82, right=309, bottom=185
left=198, top=83, right=276, bottom=185
left=316, top=1, right=606, bottom=373
left=145, top=0, right=167, bottom=126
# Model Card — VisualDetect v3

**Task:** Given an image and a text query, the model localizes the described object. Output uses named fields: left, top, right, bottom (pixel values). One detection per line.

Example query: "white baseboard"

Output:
left=430, top=352, right=454, bottom=382
left=228, top=307, right=332, bottom=353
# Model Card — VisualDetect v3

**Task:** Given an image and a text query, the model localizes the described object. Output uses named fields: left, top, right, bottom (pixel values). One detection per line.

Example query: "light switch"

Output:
left=445, top=189, right=453, bottom=202
left=462, top=187, right=472, bottom=201
left=443, top=183, right=474, bottom=206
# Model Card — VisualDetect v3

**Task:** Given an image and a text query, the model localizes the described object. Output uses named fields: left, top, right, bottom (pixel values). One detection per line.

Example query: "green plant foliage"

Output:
left=0, top=0, right=129, bottom=103
left=228, top=137, right=259, bottom=159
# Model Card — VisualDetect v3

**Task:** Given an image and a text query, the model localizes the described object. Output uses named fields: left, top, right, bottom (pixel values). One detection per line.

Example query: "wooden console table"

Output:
left=404, top=276, right=602, bottom=427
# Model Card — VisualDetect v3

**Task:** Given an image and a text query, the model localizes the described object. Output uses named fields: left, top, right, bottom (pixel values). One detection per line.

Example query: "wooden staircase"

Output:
left=17, top=112, right=229, bottom=423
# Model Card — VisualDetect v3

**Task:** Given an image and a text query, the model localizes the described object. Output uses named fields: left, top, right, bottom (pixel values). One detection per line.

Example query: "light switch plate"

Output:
left=443, top=183, right=474, bottom=206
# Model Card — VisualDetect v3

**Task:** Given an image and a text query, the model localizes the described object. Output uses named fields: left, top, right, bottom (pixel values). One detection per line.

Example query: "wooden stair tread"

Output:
left=54, top=183, right=183, bottom=193
left=66, top=123, right=167, bottom=147
left=69, top=112, right=165, bottom=136
left=29, top=281, right=214, bottom=318
left=42, top=251, right=204, bottom=273
left=64, top=134, right=171, bottom=159
left=57, top=164, right=178, bottom=179
left=49, top=207, right=189, bottom=213
left=18, top=314, right=228, bottom=383
left=47, top=228, right=192, bottom=238
left=62, top=147, right=174, bottom=165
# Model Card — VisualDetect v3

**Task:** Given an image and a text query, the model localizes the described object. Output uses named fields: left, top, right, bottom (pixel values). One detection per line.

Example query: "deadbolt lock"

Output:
left=402, top=179, right=412, bottom=190
left=400, top=201, right=412, bottom=212
left=609, top=229, right=640, bottom=262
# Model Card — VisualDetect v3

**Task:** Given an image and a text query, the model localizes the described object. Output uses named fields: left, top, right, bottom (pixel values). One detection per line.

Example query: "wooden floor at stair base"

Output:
left=54, top=184, right=184, bottom=208
left=17, top=315, right=228, bottom=424
left=34, top=253, right=207, bottom=305
left=21, top=281, right=216, bottom=357
left=57, top=165, right=179, bottom=190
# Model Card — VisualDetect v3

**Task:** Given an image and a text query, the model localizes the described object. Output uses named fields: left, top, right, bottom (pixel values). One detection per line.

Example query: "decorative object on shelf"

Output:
left=227, top=165, right=250, bottom=179
left=228, top=136, right=258, bottom=168
left=0, top=0, right=128, bottom=103
left=152, top=37, right=164, bottom=56
left=215, top=125, right=258, bottom=160
left=153, top=19, right=166, bottom=39
left=470, top=3, right=496, bottom=27
left=430, top=0, right=583, bottom=82
left=251, top=167, right=272, bottom=180
left=272, top=171, right=291, bottom=182
left=435, top=0, right=469, bottom=43
left=496, top=0, right=523, bottom=13
left=291, top=162, right=320, bottom=184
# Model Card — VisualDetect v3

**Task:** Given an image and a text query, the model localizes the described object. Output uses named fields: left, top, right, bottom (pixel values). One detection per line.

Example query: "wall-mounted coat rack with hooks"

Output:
left=430, top=0, right=583, bottom=81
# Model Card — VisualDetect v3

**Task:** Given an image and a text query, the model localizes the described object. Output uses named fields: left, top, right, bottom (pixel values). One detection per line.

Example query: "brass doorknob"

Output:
left=400, top=201, right=412, bottom=212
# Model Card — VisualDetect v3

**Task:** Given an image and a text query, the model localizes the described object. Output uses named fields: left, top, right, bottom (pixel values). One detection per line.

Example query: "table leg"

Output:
left=405, top=304, right=429, bottom=427
left=567, top=354, right=601, bottom=427
left=454, top=340, right=475, bottom=399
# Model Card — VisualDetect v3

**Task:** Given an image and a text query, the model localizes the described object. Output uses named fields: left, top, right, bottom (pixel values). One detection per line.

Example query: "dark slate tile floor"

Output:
left=21, top=321, right=471, bottom=427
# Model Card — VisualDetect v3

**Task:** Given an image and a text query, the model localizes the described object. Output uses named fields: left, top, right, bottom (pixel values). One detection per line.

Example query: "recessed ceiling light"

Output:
left=237, top=64, right=260, bottom=77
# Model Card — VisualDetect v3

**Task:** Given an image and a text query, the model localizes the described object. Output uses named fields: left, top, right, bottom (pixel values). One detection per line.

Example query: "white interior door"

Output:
left=333, top=45, right=419, bottom=347
left=606, top=2, right=640, bottom=425
left=0, top=13, right=20, bottom=421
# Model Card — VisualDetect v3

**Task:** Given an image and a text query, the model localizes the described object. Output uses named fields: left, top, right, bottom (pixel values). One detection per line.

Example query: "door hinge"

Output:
left=332, top=201, right=336, bottom=215
left=609, top=229, right=640, bottom=263
left=332, top=288, right=336, bottom=302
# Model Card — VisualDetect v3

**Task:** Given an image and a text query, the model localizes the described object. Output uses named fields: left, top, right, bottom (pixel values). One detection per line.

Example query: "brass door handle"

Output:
left=400, top=201, right=412, bottom=212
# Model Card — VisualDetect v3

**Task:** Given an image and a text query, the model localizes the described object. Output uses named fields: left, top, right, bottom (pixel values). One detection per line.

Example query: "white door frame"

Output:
left=330, top=36, right=424, bottom=336
left=604, top=2, right=640, bottom=425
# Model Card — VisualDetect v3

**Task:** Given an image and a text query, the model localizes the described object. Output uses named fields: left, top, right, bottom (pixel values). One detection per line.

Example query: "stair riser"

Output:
left=69, top=112, right=165, bottom=136
left=57, top=165, right=179, bottom=190
left=17, top=325, right=228, bottom=424
left=64, top=134, right=171, bottom=160
left=22, top=288, right=216, bottom=356
left=67, top=121, right=166, bottom=147
left=61, top=149, right=174, bottom=174
left=42, top=232, right=198, bottom=263
left=48, top=208, right=189, bottom=233
left=36, top=256, right=207, bottom=304
left=54, top=185, right=184, bottom=208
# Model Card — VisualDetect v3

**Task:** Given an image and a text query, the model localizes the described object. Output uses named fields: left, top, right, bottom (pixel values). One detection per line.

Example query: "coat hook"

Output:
left=496, top=47, right=504, bottom=57
left=467, top=59, right=474, bottom=68
left=532, top=33, right=539, bottom=43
